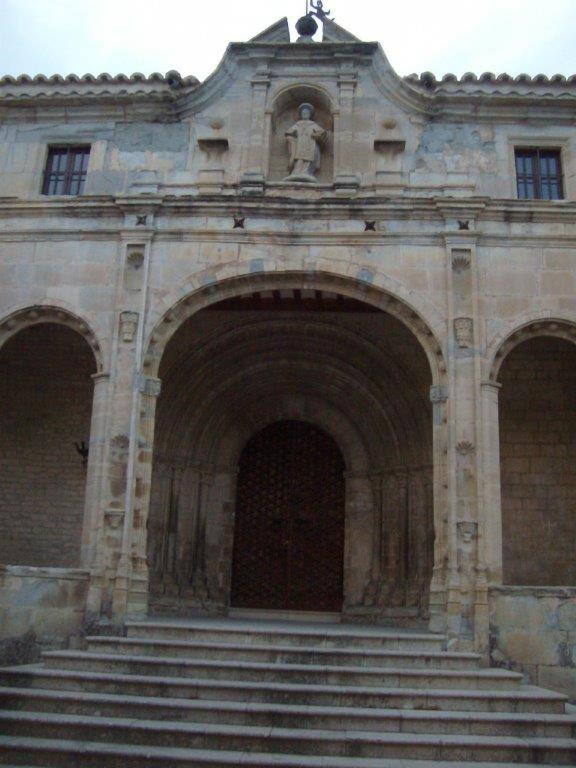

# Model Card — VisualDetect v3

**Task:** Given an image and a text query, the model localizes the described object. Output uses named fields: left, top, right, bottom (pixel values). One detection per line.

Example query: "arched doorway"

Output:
left=231, top=420, right=345, bottom=612
left=144, top=275, right=441, bottom=621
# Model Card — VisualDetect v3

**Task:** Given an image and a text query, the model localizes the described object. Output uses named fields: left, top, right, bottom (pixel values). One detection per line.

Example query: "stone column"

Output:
left=81, top=371, right=111, bottom=617
left=479, top=381, right=503, bottom=585
left=343, top=472, right=375, bottom=611
left=428, top=384, right=449, bottom=634
left=205, top=467, right=237, bottom=608
left=81, top=371, right=111, bottom=566
left=125, top=375, right=161, bottom=618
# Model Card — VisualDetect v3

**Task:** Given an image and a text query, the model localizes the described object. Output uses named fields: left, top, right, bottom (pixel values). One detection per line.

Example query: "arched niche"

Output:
left=267, top=84, right=335, bottom=183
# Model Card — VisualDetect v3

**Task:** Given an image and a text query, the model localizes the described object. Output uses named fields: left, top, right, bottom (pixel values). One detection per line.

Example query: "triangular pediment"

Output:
left=321, top=18, right=360, bottom=42
left=250, top=17, right=291, bottom=43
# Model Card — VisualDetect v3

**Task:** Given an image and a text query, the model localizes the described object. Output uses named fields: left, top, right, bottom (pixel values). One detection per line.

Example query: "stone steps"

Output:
left=1, top=711, right=576, bottom=763
left=41, top=649, right=523, bottom=690
left=1, top=737, right=574, bottom=768
left=0, top=617, right=574, bottom=767
left=124, top=619, right=446, bottom=651
left=1, top=687, right=574, bottom=737
left=86, top=636, right=481, bottom=669
left=0, top=665, right=560, bottom=712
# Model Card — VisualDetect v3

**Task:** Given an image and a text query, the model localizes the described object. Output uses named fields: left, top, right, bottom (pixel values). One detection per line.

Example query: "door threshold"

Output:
left=229, top=608, right=342, bottom=623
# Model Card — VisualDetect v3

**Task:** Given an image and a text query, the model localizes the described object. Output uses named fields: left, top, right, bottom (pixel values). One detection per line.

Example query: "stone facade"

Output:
left=0, top=17, right=575, bottom=695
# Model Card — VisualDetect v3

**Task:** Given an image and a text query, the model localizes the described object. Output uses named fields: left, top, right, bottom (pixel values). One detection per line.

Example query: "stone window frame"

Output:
left=507, top=135, right=572, bottom=202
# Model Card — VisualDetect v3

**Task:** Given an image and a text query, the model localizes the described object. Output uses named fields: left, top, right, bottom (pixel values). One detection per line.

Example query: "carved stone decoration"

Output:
left=456, top=440, right=475, bottom=456
left=457, top=521, right=478, bottom=543
left=285, top=103, right=327, bottom=182
left=451, top=249, right=471, bottom=271
left=119, top=311, right=139, bottom=343
left=139, top=376, right=162, bottom=397
left=454, top=316, right=473, bottom=348
left=429, top=384, right=448, bottom=404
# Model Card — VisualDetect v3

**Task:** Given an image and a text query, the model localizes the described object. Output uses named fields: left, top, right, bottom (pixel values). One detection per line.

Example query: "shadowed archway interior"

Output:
left=0, top=323, right=96, bottom=567
left=147, top=290, right=434, bottom=617
left=499, top=335, right=576, bottom=586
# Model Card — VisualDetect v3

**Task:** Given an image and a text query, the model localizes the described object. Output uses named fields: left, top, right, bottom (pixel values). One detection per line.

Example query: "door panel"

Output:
left=231, top=420, right=345, bottom=611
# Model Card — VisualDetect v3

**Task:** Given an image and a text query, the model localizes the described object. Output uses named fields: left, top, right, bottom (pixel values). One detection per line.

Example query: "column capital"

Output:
left=429, top=384, right=448, bottom=404
left=481, top=380, right=502, bottom=395
left=91, top=371, right=111, bottom=384
left=138, top=375, right=162, bottom=397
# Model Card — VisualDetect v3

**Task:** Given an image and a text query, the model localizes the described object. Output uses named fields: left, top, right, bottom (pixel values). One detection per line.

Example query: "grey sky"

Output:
left=1, top=0, right=575, bottom=81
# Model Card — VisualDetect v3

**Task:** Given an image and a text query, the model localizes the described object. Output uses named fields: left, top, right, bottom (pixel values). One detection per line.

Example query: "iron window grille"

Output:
left=42, top=145, right=90, bottom=196
left=515, top=148, right=563, bottom=200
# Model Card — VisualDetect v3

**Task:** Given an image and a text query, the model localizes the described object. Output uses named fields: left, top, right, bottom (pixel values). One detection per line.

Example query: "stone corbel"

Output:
left=454, top=317, right=473, bottom=348
left=119, top=311, right=139, bottom=343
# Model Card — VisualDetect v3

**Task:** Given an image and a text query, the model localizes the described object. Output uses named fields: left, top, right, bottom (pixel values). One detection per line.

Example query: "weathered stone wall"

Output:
left=499, top=337, right=576, bottom=586
left=490, top=586, right=576, bottom=701
left=0, top=565, right=89, bottom=664
left=0, top=324, right=96, bottom=567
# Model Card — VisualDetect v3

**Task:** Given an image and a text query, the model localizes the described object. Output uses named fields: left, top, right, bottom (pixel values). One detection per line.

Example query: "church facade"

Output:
left=0, top=16, right=575, bottom=698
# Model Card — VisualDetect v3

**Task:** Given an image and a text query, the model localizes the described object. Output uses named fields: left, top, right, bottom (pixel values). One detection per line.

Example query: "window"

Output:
left=515, top=148, right=563, bottom=200
left=42, top=146, right=90, bottom=195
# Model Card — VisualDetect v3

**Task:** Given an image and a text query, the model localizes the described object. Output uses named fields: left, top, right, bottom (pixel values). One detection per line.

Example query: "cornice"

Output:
left=0, top=193, right=575, bottom=230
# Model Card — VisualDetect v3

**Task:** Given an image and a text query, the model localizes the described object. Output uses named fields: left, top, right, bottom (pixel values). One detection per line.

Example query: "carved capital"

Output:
left=139, top=375, right=162, bottom=398
left=429, top=384, right=448, bottom=404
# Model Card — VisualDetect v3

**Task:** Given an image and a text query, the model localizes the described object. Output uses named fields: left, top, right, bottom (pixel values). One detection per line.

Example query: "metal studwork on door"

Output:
left=231, top=420, right=345, bottom=612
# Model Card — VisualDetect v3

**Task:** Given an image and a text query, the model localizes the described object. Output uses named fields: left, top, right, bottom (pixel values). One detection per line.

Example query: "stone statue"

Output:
left=285, top=103, right=327, bottom=182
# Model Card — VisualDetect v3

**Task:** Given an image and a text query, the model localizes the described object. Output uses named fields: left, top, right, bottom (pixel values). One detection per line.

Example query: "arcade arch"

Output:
left=145, top=282, right=440, bottom=618
left=0, top=317, right=98, bottom=567
left=493, top=322, right=576, bottom=586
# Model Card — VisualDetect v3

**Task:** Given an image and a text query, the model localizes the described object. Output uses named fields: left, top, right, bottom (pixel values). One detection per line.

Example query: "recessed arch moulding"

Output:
left=130, top=272, right=450, bottom=625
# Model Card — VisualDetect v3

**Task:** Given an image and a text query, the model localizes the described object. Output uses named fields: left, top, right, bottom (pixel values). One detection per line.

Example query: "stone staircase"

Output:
left=0, top=617, right=575, bottom=766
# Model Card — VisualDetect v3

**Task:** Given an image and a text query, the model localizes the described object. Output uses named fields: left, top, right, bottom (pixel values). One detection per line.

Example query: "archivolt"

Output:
left=0, top=304, right=105, bottom=371
left=487, top=315, right=576, bottom=382
left=144, top=270, right=446, bottom=384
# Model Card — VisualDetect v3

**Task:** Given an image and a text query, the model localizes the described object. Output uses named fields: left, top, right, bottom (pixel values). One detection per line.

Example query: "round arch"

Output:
left=487, top=314, right=576, bottom=382
left=137, top=270, right=446, bottom=625
left=143, top=269, right=447, bottom=384
left=0, top=304, right=105, bottom=372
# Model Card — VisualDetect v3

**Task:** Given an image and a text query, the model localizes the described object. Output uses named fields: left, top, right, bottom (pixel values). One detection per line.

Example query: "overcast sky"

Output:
left=1, top=0, right=575, bottom=81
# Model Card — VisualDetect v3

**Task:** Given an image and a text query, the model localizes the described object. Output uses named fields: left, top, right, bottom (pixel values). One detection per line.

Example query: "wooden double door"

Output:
left=231, top=420, right=345, bottom=612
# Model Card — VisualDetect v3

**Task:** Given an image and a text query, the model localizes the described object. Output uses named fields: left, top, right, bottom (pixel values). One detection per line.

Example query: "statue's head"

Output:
left=298, top=103, right=315, bottom=120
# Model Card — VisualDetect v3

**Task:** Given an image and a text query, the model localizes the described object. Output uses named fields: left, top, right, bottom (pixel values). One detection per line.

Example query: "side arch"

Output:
left=0, top=304, right=105, bottom=372
left=487, top=314, right=576, bottom=382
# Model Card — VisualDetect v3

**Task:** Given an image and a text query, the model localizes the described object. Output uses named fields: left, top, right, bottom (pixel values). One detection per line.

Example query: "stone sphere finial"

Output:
left=295, top=13, right=318, bottom=39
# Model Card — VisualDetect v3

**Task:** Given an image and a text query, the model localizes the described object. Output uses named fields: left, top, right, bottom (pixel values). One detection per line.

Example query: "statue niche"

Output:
left=267, top=88, right=333, bottom=184
left=285, top=103, right=327, bottom=182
